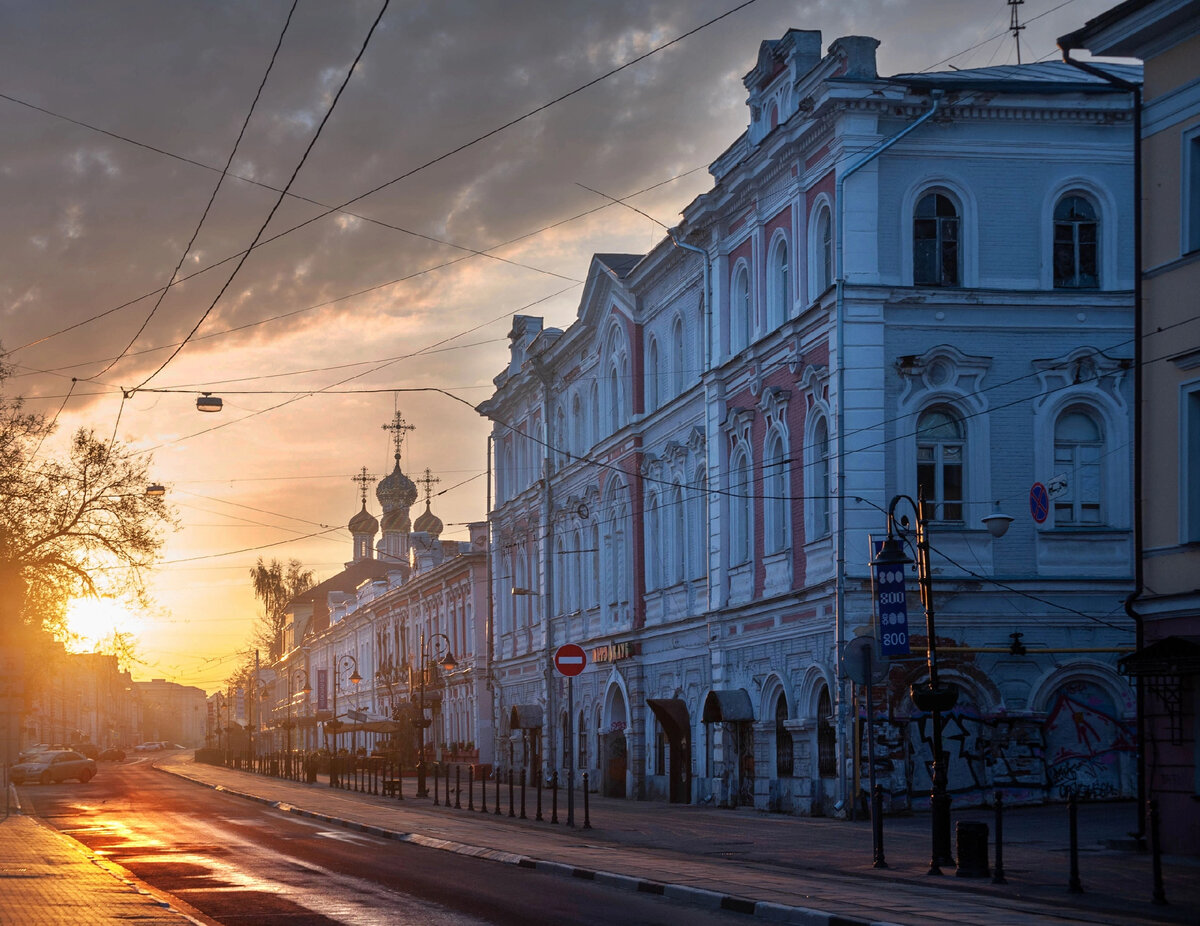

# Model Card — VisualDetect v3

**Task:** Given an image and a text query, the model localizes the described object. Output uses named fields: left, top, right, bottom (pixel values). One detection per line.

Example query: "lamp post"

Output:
left=329, top=655, right=362, bottom=757
left=871, top=493, right=1011, bottom=874
left=286, top=669, right=312, bottom=776
left=414, top=631, right=456, bottom=798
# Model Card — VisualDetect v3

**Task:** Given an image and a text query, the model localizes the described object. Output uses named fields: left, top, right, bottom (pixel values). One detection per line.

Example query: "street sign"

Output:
left=554, top=643, right=587, bottom=677
left=844, top=637, right=886, bottom=684
left=1030, top=482, right=1050, bottom=523
left=1047, top=473, right=1069, bottom=499
left=871, top=538, right=911, bottom=657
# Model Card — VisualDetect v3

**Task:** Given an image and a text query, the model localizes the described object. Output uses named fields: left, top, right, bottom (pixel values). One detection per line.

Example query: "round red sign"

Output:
left=554, top=643, right=587, bottom=677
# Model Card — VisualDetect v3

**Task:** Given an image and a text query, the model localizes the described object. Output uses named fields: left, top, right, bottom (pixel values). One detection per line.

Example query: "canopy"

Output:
left=701, top=689, right=754, bottom=723
left=647, top=698, right=691, bottom=740
left=1119, top=635, right=1200, bottom=677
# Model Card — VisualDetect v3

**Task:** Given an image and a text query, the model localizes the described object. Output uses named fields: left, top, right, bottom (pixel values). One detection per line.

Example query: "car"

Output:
left=9, top=749, right=97, bottom=784
left=98, top=747, right=126, bottom=761
left=70, top=742, right=100, bottom=759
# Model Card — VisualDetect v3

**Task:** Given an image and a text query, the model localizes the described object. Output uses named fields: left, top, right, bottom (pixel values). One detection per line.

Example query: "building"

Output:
left=1062, top=0, right=1200, bottom=855
left=134, top=678, right=207, bottom=747
left=479, top=29, right=1140, bottom=814
left=262, top=415, right=494, bottom=768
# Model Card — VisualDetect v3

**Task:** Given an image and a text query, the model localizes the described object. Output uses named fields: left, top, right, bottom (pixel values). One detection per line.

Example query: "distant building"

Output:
left=480, top=29, right=1140, bottom=813
left=1063, top=0, right=1200, bottom=855
left=134, top=678, right=206, bottom=747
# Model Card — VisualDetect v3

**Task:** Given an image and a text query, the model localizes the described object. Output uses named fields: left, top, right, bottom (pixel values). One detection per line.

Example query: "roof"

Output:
left=1059, top=0, right=1200, bottom=57
left=594, top=253, right=643, bottom=280
left=288, top=558, right=395, bottom=636
left=1119, top=635, right=1200, bottom=677
left=892, top=60, right=1142, bottom=93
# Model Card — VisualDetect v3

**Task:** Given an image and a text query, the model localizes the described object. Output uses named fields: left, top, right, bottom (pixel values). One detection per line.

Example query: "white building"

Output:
left=479, top=29, right=1139, bottom=814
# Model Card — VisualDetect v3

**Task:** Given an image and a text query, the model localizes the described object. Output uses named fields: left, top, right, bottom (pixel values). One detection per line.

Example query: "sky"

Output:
left=0, top=0, right=1122, bottom=692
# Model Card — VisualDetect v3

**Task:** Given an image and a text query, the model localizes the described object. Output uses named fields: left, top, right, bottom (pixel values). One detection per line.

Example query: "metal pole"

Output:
left=993, top=791, right=1006, bottom=884
left=582, top=771, right=591, bottom=829
left=456, top=765, right=462, bottom=809
left=567, top=676, right=575, bottom=827
left=508, top=742, right=515, bottom=817
left=1149, top=800, right=1167, bottom=905
left=551, top=769, right=559, bottom=824
left=417, top=632, right=427, bottom=798
left=866, top=651, right=884, bottom=868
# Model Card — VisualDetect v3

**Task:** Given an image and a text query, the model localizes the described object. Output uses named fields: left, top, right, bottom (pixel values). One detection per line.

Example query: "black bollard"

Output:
left=520, top=768, right=528, bottom=819
left=494, top=767, right=501, bottom=815
left=536, top=769, right=543, bottom=821
left=992, top=791, right=1006, bottom=884
left=1149, top=800, right=1167, bottom=906
left=508, top=768, right=516, bottom=818
left=872, top=784, right=887, bottom=869
left=456, top=766, right=462, bottom=809
left=551, top=770, right=559, bottom=824
left=468, top=765, right=475, bottom=811
left=397, top=761, right=405, bottom=801
left=582, top=771, right=591, bottom=829
left=433, top=762, right=440, bottom=805
left=1068, top=792, right=1083, bottom=894
left=445, top=764, right=452, bottom=809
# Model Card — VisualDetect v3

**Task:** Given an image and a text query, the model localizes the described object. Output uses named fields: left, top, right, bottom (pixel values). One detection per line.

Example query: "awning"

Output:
left=647, top=698, right=691, bottom=740
left=1119, top=635, right=1200, bottom=677
left=510, top=704, right=543, bottom=729
left=702, top=689, right=754, bottom=723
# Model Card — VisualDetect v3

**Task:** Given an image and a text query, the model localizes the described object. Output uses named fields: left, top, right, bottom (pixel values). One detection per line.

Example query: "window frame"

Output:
left=916, top=404, right=967, bottom=523
left=1052, top=405, right=1105, bottom=527
left=1052, top=193, right=1100, bottom=290
left=913, top=191, right=961, bottom=287
left=730, top=260, right=752, bottom=355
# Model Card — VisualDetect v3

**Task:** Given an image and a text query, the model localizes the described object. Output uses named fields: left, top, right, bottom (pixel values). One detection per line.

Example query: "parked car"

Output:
left=70, top=742, right=100, bottom=759
left=98, top=747, right=126, bottom=761
left=10, top=749, right=97, bottom=784
left=17, top=744, right=53, bottom=762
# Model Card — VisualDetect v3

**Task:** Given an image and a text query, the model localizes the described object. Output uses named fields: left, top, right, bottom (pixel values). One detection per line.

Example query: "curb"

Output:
left=157, top=764, right=898, bottom=926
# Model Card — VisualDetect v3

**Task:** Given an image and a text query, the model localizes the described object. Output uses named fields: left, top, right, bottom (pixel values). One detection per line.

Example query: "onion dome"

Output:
left=381, top=506, right=411, bottom=534
left=413, top=501, right=443, bottom=537
left=348, top=502, right=378, bottom=535
left=376, top=461, right=417, bottom=514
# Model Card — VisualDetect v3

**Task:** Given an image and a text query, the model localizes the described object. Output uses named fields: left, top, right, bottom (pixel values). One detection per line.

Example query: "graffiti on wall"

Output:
left=1043, top=681, right=1133, bottom=800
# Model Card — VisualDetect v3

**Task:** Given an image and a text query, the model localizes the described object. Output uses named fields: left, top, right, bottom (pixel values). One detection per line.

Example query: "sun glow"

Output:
left=64, top=597, right=139, bottom=650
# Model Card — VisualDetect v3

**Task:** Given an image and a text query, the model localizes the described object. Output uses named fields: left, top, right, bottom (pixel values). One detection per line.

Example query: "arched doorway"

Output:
left=702, top=689, right=755, bottom=808
left=601, top=685, right=628, bottom=798
left=814, top=685, right=836, bottom=813
left=647, top=697, right=692, bottom=803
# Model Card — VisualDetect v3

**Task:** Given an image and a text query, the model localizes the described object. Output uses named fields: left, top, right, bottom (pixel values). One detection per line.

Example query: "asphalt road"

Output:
left=18, top=754, right=751, bottom=925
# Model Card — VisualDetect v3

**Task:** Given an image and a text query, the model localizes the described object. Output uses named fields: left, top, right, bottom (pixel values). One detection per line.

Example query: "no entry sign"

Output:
left=554, top=643, right=587, bottom=677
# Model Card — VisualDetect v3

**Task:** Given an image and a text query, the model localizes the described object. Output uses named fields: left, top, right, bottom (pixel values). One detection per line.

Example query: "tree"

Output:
left=0, top=362, right=176, bottom=642
left=249, top=558, right=314, bottom=661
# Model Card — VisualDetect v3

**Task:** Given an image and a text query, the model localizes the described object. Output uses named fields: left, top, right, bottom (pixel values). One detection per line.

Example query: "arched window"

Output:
left=775, top=693, right=793, bottom=777
left=1054, top=194, right=1099, bottom=289
left=690, top=470, right=707, bottom=580
left=646, top=336, right=660, bottom=413
left=769, top=237, right=789, bottom=328
left=916, top=406, right=965, bottom=521
left=731, top=263, right=752, bottom=354
left=590, top=383, right=600, bottom=435
left=812, top=205, right=833, bottom=295
left=764, top=432, right=789, bottom=553
left=555, top=407, right=568, bottom=467
left=811, top=416, right=831, bottom=537
left=816, top=687, right=836, bottom=779
left=914, top=192, right=960, bottom=286
left=572, top=394, right=585, bottom=456
left=645, top=491, right=661, bottom=591
left=589, top=522, right=601, bottom=609
left=672, top=484, right=686, bottom=585
left=730, top=448, right=753, bottom=565
left=671, top=319, right=686, bottom=396
left=1054, top=407, right=1104, bottom=524
left=608, top=365, right=621, bottom=433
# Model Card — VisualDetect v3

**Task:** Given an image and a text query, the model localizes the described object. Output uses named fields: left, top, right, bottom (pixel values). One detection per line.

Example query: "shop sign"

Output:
left=591, top=641, right=634, bottom=664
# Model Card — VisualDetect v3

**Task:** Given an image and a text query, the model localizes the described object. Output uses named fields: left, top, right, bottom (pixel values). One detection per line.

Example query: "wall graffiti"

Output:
left=860, top=680, right=1134, bottom=810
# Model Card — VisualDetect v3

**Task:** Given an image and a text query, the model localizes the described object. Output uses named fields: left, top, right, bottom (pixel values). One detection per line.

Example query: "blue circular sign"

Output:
left=1030, top=482, right=1049, bottom=524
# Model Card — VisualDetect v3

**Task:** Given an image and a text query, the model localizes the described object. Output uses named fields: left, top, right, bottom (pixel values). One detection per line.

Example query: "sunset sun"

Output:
left=65, top=597, right=137, bottom=649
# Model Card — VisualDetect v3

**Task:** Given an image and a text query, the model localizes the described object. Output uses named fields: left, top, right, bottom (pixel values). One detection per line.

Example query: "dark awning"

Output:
left=702, top=689, right=754, bottom=723
left=1119, top=636, right=1200, bottom=678
left=647, top=698, right=691, bottom=740
left=510, top=704, right=544, bottom=729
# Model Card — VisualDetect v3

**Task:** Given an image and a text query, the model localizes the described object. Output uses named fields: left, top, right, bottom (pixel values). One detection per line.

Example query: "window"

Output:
left=816, top=687, right=836, bottom=778
left=672, top=485, right=686, bottom=585
left=914, top=192, right=959, bottom=286
left=812, top=416, right=830, bottom=537
left=1053, top=407, right=1103, bottom=525
left=730, top=450, right=753, bottom=565
left=769, top=238, right=789, bottom=328
left=572, top=394, right=585, bottom=456
left=765, top=433, right=789, bottom=553
left=1188, top=131, right=1200, bottom=254
left=1054, top=195, right=1099, bottom=289
left=814, top=206, right=832, bottom=294
left=1186, top=384, right=1200, bottom=543
left=689, top=470, right=706, bottom=580
left=916, top=406, right=965, bottom=521
left=775, top=694, right=793, bottom=777
left=646, top=492, right=661, bottom=590
left=608, top=366, right=621, bottom=433
left=731, top=264, right=751, bottom=354
left=671, top=319, right=686, bottom=396
left=646, top=337, right=660, bottom=413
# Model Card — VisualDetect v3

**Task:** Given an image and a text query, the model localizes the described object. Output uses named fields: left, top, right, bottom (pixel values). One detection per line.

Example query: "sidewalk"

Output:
left=157, top=756, right=1199, bottom=926
left=0, top=784, right=193, bottom=925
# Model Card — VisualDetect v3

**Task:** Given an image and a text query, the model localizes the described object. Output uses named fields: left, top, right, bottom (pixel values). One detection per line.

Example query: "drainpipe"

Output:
left=1058, top=45, right=1145, bottom=844
left=834, top=89, right=942, bottom=812
left=486, top=431, right=496, bottom=767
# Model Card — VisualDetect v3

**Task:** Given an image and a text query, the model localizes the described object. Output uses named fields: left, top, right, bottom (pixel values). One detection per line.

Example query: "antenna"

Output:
left=1008, top=0, right=1025, bottom=65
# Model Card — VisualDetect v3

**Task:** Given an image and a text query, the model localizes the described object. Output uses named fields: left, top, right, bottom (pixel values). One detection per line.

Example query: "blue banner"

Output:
left=872, top=539, right=911, bottom=656
left=316, top=669, right=328, bottom=711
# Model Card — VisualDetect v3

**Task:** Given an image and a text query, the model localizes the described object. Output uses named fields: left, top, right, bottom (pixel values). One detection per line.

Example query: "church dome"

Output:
left=413, top=501, right=443, bottom=537
left=381, top=506, right=411, bottom=534
left=376, top=461, right=417, bottom=513
left=348, top=502, right=378, bottom=535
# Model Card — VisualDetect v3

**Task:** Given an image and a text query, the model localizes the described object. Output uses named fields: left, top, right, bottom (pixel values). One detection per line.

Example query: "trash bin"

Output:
left=956, top=820, right=990, bottom=878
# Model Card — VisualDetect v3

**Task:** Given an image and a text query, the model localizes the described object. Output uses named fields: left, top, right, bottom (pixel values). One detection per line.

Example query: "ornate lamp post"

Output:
left=414, top=631, right=456, bottom=798
left=872, top=493, right=1009, bottom=874
left=329, top=655, right=362, bottom=757
left=285, top=669, right=312, bottom=776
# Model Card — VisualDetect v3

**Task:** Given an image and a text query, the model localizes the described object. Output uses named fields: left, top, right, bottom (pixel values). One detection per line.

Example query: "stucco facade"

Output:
left=480, top=29, right=1140, bottom=816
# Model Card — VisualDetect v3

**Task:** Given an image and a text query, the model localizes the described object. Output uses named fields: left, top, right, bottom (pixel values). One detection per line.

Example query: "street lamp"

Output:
left=329, top=654, right=362, bottom=758
left=285, top=669, right=312, bottom=776
left=871, top=494, right=1011, bottom=875
left=414, top=631, right=456, bottom=798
